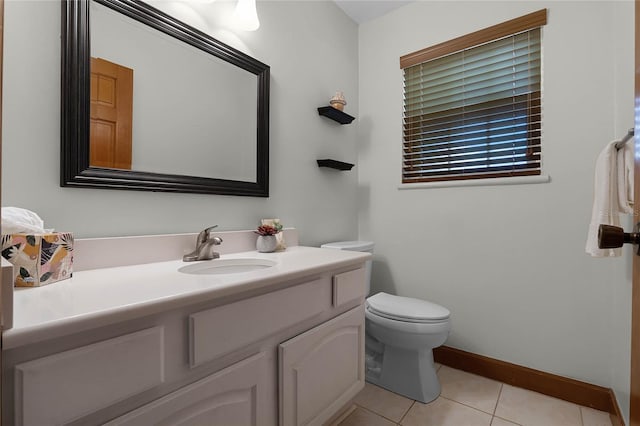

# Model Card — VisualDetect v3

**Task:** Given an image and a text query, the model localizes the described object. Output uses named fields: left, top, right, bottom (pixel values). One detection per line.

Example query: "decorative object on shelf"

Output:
left=329, top=91, right=346, bottom=111
left=255, top=225, right=279, bottom=253
left=317, top=159, right=355, bottom=171
left=261, top=219, right=286, bottom=251
left=317, top=107, right=355, bottom=125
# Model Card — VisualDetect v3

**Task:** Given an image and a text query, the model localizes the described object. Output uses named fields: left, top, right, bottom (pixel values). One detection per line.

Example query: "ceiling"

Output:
left=333, top=0, right=413, bottom=24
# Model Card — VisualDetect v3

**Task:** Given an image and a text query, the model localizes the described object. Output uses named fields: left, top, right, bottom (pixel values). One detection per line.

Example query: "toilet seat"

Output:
left=366, top=292, right=450, bottom=324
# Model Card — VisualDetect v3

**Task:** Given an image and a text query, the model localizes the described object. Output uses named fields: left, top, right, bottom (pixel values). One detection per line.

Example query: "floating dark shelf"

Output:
left=317, top=106, right=355, bottom=124
left=317, top=159, right=354, bottom=171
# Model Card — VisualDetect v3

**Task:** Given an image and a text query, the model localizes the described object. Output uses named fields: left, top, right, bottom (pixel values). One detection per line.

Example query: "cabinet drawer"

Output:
left=14, top=327, right=165, bottom=426
left=332, top=268, right=366, bottom=308
left=190, top=278, right=330, bottom=367
left=106, top=352, right=269, bottom=426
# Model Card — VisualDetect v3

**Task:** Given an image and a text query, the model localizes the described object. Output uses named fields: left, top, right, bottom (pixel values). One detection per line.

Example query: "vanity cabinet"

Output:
left=4, top=264, right=367, bottom=426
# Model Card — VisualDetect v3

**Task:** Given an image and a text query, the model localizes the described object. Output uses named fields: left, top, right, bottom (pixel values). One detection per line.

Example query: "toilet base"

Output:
left=365, top=344, right=440, bottom=403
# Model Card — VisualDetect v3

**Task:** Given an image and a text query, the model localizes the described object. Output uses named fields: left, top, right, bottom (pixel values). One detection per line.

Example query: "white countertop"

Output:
left=3, top=246, right=370, bottom=350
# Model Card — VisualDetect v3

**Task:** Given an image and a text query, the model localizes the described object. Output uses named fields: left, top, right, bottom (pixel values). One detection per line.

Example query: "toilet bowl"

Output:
left=321, top=241, right=451, bottom=403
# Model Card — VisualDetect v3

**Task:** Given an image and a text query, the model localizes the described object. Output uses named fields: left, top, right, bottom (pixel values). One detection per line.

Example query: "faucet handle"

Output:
left=203, top=225, right=218, bottom=234
left=197, top=225, right=218, bottom=243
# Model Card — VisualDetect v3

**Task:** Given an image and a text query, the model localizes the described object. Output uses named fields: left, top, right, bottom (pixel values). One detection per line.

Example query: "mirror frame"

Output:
left=61, top=0, right=270, bottom=196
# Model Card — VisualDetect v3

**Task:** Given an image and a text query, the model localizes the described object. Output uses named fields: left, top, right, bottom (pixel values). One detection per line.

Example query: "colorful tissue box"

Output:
left=1, top=233, right=73, bottom=287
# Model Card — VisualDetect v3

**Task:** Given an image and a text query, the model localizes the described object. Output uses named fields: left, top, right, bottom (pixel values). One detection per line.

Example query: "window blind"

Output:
left=402, top=25, right=542, bottom=184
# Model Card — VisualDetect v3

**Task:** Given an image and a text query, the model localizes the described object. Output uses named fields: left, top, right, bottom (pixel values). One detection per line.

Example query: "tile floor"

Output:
left=337, top=364, right=613, bottom=426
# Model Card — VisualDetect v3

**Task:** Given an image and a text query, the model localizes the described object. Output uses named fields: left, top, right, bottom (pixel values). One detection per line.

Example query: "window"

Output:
left=400, top=10, right=547, bottom=184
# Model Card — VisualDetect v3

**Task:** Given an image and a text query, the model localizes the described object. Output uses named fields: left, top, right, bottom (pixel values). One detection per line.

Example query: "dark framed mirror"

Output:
left=61, top=0, right=270, bottom=196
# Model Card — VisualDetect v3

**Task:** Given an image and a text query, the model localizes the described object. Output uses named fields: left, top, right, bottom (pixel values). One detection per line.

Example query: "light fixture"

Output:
left=232, top=0, right=260, bottom=31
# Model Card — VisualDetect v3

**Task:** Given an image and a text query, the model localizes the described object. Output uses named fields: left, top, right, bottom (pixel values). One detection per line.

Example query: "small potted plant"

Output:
left=255, top=224, right=279, bottom=253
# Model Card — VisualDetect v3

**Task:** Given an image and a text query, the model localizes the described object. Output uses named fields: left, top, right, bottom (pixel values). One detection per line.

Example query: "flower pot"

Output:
left=256, top=235, right=277, bottom=253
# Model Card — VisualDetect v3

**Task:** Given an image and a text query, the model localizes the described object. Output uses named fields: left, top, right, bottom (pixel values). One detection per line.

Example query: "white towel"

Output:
left=586, top=141, right=634, bottom=257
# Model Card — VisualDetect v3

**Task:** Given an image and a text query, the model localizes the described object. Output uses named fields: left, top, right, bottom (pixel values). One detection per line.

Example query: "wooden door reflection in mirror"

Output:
left=90, top=57, right=133, bottom=170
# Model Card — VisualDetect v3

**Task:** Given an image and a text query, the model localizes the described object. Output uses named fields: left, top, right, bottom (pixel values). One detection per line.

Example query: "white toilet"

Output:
left=321, top=241, right=451, bottom=403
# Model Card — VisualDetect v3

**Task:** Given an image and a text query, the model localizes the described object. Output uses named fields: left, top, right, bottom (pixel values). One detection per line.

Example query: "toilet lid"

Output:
left=366, top=292, right=450, bottom=323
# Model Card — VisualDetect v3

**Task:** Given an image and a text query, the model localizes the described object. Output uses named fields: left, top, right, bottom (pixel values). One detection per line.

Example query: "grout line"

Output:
left=438, top=394, right=497, bottom=416
left=493, top=383, right=503, bottom=416
left=331, top=404, right=358, bottom=426
left=398, top=400, right=416, bottom=424
left=492, top=414, right=524, bottom=425
left=354, top=403, right=411, bottom=425
left=579, top=406, right=584, bottom=426
left=446, top=365, right=606, bottom=417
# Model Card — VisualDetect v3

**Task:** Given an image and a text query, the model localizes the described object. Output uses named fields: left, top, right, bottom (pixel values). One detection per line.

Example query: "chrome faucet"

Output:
left=183, top=225, right=223, bottom=262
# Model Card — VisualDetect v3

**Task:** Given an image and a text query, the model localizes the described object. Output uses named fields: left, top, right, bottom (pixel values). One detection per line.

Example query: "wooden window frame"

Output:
left=400, top=9, right=547, bottom=68
left=400, top=9, right=547, bottom=184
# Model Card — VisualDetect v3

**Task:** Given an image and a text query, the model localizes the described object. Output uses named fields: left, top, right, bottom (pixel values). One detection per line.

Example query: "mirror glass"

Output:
left=61, top=0, right=270, bottom=196
left=90, top=1, right=257, bottom=181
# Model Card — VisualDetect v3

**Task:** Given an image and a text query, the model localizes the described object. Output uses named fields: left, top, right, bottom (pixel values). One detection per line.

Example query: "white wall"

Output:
left=2, top=0, right=359, bottom=246
left=358, top=1, right=633, bottom=421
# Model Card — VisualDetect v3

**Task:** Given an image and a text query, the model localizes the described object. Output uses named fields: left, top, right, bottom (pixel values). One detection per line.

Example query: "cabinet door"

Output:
left=279, top=305, right=365, bottom=426
left=107, top=352, right=271, bottom=426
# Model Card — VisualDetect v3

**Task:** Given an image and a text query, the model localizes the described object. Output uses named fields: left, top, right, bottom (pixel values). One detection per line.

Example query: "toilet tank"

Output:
left=320, top=241, right=374, bottom=295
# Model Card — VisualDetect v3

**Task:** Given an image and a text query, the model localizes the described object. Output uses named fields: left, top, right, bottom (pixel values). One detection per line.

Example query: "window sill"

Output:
left=398, top=174, right=550, bottom=190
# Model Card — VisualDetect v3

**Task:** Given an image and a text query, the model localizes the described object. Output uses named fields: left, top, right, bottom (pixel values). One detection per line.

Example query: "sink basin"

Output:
left=178, top=258, right=277, bottom=275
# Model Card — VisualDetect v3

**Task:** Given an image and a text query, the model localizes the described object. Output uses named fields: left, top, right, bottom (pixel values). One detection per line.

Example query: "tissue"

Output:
left=1, top=207, right=73, bottom=287
left=1, top=207, right=51, bottom=234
